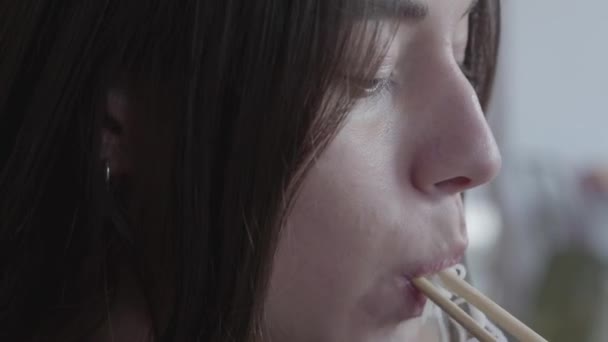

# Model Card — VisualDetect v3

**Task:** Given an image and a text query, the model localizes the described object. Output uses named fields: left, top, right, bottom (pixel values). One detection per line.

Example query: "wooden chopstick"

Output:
left=438, top=270, right=548, bottom=342
left=411, top=277, right=497, bottom=342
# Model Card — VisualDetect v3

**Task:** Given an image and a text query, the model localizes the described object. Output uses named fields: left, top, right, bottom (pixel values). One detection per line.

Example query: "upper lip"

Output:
left=404, top=205, right=468, bottom=281
left=405, top=246, right=466, bottom=280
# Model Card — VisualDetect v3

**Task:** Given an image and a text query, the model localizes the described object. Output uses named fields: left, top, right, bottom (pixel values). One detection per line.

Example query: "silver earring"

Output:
left=105, top=161, right=111, bottom=186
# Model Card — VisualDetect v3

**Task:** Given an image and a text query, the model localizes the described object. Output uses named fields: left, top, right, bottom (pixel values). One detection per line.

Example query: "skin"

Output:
left=264, top=0, right=501, bottom=341
left=101, top=0, right=500, bottom=341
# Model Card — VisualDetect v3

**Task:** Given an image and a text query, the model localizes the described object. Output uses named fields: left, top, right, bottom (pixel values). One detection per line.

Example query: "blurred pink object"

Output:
left=581, top=166, right=608, bottom=195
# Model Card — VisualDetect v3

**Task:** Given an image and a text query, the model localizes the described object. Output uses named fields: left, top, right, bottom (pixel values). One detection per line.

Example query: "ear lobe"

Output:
left=101, top=89, right=131, bottom=176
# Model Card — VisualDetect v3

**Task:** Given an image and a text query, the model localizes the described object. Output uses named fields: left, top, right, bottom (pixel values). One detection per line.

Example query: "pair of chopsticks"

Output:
left=412, top=270, right=548, bottom=342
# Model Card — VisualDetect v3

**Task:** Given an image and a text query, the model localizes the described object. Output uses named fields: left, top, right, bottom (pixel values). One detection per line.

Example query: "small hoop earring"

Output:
left=105, top=161, right=111, bottom=186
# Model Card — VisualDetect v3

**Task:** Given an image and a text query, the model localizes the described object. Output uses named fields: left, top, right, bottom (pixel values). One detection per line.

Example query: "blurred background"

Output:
left=465, top=1, right=608, bottom=341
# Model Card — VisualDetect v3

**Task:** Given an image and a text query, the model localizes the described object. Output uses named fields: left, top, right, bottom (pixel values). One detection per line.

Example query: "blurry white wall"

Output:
left=491, top=0, right=608, bottom=164
left=467, top=2, right=608, bottom=340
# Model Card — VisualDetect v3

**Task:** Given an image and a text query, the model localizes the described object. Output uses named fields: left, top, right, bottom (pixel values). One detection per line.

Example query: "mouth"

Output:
left=406, top=248, right=466, bottom=280
left=401, top=247, right=467, bottom=318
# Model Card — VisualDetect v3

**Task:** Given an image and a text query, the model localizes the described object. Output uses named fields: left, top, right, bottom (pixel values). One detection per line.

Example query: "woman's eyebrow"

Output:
left=367, top=0, right=429, bottom=21
left=367, top=0, right=478, bottom=20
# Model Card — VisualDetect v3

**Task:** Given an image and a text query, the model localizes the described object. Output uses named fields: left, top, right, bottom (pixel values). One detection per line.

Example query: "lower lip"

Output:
left=404, top=280, right=427, bottom=317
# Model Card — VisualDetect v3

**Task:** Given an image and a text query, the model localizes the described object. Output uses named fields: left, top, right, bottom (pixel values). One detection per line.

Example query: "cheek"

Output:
left=265, top=102, right=433, bottom=339
left=269, top=114, right=401, bottom=305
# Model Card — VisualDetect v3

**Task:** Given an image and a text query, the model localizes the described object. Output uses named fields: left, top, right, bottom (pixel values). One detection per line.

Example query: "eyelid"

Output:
left=363, top=78, right=390, bottom=95
left=362, top=72, right=400, bottom=97
left=374, top=69, right=394, bottom=83
left=376, top=57, right=397, bottom=77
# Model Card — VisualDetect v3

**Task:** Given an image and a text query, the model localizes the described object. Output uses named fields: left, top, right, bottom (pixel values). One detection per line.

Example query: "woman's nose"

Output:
left=407, top=60, right=502, bottom=197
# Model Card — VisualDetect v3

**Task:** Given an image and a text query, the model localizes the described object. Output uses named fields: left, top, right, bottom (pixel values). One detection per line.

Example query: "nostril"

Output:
left=435, top=176, right=471, bottom=192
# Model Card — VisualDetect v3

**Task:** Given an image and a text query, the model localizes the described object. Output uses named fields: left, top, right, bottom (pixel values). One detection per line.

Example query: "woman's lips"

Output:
left=408, top=252, right=465, bottom=280
left=401, top=248, right=466, bottom=318
left=403, top=280, right=428, bottom=317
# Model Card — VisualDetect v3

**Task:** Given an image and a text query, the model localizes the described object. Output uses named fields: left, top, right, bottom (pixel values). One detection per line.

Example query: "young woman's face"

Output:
left=264, top=0, right=501, bottom=341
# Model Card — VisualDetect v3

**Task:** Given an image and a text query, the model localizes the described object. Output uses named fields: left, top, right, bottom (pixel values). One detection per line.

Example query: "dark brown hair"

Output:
left=0, top=1, right=500, bottom=341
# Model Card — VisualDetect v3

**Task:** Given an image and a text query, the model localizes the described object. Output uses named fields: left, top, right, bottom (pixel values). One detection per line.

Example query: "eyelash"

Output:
left=360, top=62, right=473, bottom=98
left=360, top=75, right=399, bottom=97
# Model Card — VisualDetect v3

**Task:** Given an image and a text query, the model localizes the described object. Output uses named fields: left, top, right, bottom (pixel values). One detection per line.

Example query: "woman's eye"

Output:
left=363, top=78, right=389, bottom=95
left=357, top=75, right=399, bottom=98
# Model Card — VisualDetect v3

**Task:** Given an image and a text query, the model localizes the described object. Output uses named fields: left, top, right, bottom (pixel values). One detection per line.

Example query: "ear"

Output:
left=101, top=88, right=132, bottom=177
